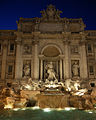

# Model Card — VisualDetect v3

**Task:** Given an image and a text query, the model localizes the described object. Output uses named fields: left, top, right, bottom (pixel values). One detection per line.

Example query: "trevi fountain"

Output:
left=0, top=4, right=96, bottom=120
left=0, top=61, right=96, bottom=120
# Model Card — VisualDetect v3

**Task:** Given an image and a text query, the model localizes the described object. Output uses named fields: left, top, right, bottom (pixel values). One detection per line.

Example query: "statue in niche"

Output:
left=23, top=61, right=31, bottom=77
left=45, top=62, right=57, bottom=80
left=72, top=61, right=80, bottom=77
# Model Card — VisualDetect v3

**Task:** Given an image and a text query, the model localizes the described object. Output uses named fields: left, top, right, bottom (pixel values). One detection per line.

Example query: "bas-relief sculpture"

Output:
left=23, top=45, right=32, bottom=54
left=71, top=45, right=79, bottom=54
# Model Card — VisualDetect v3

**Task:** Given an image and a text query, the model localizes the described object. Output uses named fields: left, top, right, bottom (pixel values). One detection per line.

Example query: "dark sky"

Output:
left=0, top=0, right=96, bottom=30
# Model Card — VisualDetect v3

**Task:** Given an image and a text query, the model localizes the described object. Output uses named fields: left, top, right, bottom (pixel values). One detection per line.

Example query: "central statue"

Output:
left=45, top=62, right=57, bottom=81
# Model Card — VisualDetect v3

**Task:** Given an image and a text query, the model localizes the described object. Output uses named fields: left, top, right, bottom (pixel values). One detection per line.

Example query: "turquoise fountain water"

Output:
left=0, top=107, right=96, bottom=120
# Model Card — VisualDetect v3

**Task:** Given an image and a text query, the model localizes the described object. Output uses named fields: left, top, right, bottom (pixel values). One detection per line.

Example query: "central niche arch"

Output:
left=40, top=44, right=63, bottom=81
left=41, top=44, right=62, bottom=57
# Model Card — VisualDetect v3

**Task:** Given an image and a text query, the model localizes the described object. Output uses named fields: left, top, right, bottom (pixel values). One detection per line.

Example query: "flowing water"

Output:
left=0, top=107, right=96, bottom=120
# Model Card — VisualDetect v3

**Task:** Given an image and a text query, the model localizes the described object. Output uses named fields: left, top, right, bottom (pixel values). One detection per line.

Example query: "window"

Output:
left=89, top=66, right=94, bottom=75
left=8, top=65, right=13, bottom=75
left=6, top=63, right=14, bottom=79
left=10, top=44, right=14, bottom=52
left=8, top=43, right=15, bottom=55
left=88, top=44, right=92, bottom=53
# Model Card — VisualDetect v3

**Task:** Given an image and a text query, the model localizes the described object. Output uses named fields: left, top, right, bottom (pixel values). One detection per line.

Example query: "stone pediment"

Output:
left=40, top=4, right=62, bottom=22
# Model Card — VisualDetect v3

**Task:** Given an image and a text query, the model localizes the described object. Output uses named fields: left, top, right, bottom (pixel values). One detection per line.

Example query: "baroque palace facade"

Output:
left=0, top=5, right=96, bottom=87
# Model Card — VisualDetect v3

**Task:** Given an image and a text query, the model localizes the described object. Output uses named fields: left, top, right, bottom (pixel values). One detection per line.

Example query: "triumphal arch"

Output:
left=0, top=5, right=96, bottom=88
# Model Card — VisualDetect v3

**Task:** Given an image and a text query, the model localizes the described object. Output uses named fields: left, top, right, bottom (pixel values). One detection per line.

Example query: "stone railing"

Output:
left=0, top=30, right=15, bottom=36
left=68, top=18, right=83, bottom=23
left=86, top=30, right=96, bottom=36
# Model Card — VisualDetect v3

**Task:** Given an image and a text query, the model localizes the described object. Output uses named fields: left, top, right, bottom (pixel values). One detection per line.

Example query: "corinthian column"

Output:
left=94, top=44, right=96, bottom=61
left=40, top=59, right=43, bottom=80
left=64, top=41, right=70, bottom=79
left=33, top=41, right=39, bottom=80
left=15, top=40, right=22, bottom=79
left=1, top=41, right=7, bottom=80
left=80, top=42, right=88, bottom=78
left=60, top=59, right=63, bottom=80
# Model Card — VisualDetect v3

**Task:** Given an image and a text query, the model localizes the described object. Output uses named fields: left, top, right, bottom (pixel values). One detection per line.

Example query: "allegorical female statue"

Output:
left=23, top=62, right=30, bottom=77
left=72, top=61, right=79, bottom=77
left=45, top=62, right=57, bottom=80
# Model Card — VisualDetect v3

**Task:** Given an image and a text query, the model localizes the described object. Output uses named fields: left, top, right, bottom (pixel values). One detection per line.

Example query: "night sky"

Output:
left=0, top=0, right=96, bottom=30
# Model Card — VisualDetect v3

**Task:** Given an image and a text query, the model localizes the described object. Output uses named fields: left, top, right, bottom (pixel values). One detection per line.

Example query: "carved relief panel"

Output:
left=8, top=42, right=15, bottom=56
left=21, top=24, right=34, bottom=33
left=23, top=44, right=32, bottom=55
left=70, top=45, right=79, bottom=54
left=23, top=60, right=31, bottom=78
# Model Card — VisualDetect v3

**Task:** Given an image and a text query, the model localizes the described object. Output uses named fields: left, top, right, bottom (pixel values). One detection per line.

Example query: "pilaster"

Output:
left=33, top=39, right=39, bottom=80
left=40, top=59, right=43, bottom=80
left=15, top=39, right=22, bottom=79
left=94, top=44, right=96, bottom=61
left=63, top=41, right=70, bottom=79
left=60, top=59, right=63, bottom=80
left=80, top=40, right=88, bottom=79
left=1, top=41, right=7, bottom=80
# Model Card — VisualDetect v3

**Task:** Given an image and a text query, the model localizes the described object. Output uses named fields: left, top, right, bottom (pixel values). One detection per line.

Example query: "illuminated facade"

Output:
left=0, top=5, right=96, bottom=87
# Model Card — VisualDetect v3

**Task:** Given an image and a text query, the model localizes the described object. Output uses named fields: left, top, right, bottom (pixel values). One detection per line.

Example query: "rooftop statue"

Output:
left=40, top=4, right=62, bottom=21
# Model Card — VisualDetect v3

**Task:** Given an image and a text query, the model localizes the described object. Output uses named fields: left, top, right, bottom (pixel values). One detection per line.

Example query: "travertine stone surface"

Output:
left=0, top=5, right=96, bottom=85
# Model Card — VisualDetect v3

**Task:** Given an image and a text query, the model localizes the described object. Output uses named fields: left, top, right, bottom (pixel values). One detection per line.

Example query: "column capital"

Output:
left=32, top=39, right=39, bottom=45
left=63, top=40, right=70, bottom=45
left=38, top=55, right=45, bottom=59
left=62, top=32, right=71, bottom=40
left=32, top=32, right=40, bottom=44
left=15, top=39, right=22, bottom=45
left=59, top=54, right=65, bottom=59
left=80, top=32, right=88, bottom=41
left=62, top=32, right=71, bottom=35
left=3, top=40, right=8, bottom=48
left=79, top=41, right=86, bottom=46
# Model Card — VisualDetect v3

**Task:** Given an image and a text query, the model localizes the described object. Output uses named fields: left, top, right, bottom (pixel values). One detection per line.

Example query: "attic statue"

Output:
left=40, top=4, right=62, bottom=21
